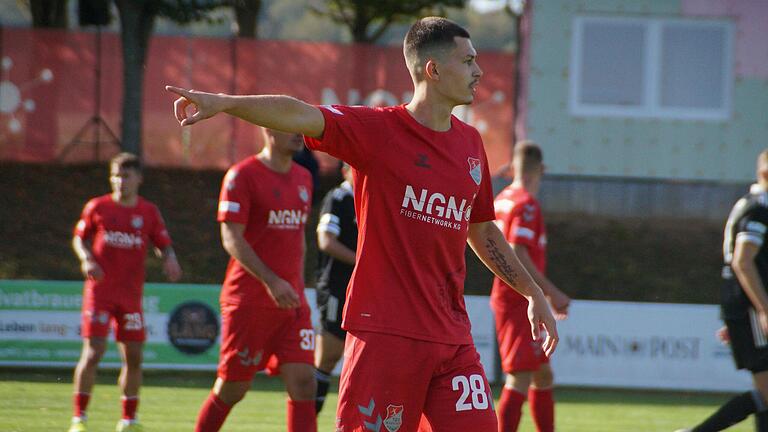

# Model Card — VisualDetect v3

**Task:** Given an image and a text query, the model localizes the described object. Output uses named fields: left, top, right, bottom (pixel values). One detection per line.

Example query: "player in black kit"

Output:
left=313, top=163, right=357, bottom=413
left=680, top=150, right=768, bottom=432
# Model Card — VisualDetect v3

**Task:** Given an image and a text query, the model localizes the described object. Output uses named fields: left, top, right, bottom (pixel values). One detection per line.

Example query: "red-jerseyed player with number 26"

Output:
left=167, top=17, right=557, bottom=432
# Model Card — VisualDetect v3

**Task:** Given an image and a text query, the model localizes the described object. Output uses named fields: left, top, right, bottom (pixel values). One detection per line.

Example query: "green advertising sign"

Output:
left=0, top=280, right=222, bottom=369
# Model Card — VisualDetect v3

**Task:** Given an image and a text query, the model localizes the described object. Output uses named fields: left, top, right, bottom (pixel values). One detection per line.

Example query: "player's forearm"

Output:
left=223, top=236, right=280, bottom=286
left=467, top=222, right=544, bottom=299
left=72, top=236, right=94, bottom=263
left=220, top=95, right=325, bottom=138
left=513, top=245, right=560, bottom=297
left=734, top=260, right=768, bottom=312
left=318, top=235, right=356, bottom=265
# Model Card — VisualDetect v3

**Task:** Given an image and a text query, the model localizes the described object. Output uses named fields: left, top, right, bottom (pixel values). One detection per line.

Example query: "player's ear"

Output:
left=425, top=59, right=439, bottom=81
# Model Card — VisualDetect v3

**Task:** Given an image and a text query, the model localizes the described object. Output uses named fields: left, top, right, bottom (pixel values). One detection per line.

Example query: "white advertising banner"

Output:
left=550, top=300, right=752, bottom=392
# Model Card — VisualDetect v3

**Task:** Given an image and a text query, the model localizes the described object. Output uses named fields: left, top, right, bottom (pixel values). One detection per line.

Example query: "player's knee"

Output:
left=286, top=373, right=317, bottom=400
left=317, top=355, right=340, bottom=373
left=215, top=381, right=250, bottom=406
left=83, top=342, right=106, bottom=365
left=532, top=367, right=554, bottom=388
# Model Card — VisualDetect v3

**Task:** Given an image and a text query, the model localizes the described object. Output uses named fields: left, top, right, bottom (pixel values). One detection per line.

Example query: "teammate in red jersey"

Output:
left=167, top=17, right=557, bottom=431
left=491, top=142, right=570, bottom=432
left=69, top=153, right=182, bottom=432
left=194, top=128, right=316, bottom=432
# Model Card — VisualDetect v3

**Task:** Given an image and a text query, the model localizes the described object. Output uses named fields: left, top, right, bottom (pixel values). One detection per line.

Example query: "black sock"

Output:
left=692, top=391, right=757, bottom=432
left=315, top=368, right=331, bottom=414
left=756, top=409, right=768, bottom=432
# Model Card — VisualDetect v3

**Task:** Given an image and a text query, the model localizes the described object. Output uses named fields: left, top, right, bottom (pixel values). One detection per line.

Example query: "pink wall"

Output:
left=682, top=0, right=768, bottom=79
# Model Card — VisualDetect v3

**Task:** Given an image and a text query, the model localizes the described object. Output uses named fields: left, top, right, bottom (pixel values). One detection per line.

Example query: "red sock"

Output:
left=287, top=399, right=316, bottom=432
left=195, top=393, right=232, bottom=432
left=121, top=396, right=139, bottom=420
left=497, top=387, right=526, bottom=432
left=73, top=393, right=90, bottom=418
left=528, top=388, right=554, bottom=432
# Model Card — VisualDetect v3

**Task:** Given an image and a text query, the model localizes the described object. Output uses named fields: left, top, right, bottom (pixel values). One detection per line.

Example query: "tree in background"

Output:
left=114, top=0, right=225, bottom=156
left=24, top=0, right=69, bottom=28
left=228, top=0, right=261, bottom=38
left=312, top=0, right=466, bottom=44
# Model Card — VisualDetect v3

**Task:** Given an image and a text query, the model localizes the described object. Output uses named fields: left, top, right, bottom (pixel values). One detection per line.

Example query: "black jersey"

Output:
left=316, top=181, right=357, bottom=294
left=721, top=185, right=768, bottom=319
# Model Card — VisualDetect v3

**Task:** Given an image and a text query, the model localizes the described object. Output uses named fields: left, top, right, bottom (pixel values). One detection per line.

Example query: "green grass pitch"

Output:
left=0, top=368, right=753, bottom=431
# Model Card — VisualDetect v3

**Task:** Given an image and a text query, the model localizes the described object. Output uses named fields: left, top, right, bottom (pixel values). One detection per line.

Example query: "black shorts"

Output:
left=726, top=312, right=768, bottom=373
left=316, top=283, right=346, bottom=339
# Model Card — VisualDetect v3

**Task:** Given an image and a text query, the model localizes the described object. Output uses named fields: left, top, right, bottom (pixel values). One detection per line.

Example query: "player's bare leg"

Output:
left=281, top=362, right=318, bottom=432
left=73, top=337, right=107, bottom=397
left=117, top=341, right=143, bottom=398
left=314, top=331, right=344, bottom=413
left=71, top=336, right=107, bottom=429
left=530, top=365, right=555, bottom=432
left=212, top=378, right=250, bottom=405
left=115, top=341, right=143, bottom=429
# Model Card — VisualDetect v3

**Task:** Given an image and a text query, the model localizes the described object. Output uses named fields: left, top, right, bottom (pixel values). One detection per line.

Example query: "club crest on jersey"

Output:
left=383, top=405, right=404, bottom=432
left=298, top=185, right=309, bottom=203
left=467, top=157, right=482, bottom=185
left=131, top=215, right=143, bottom=229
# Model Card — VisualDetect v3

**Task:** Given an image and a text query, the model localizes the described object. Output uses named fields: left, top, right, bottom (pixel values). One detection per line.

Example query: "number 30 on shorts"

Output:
left=299, top=329, right=315, bottom=350
left=452, top=374, right=491, bottom=412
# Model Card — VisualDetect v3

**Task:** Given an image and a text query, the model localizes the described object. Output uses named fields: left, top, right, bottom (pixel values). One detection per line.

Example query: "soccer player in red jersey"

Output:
left=167, top=17, right=558, bottom=431
left=193, top=128, right=317, bottom=432
left=70, top=153, right=182, bottom=432
left=491, top=142, right=570, bottom=432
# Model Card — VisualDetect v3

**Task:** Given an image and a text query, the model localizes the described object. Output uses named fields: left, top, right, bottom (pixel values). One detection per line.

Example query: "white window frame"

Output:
left=569, top=16, right=733, bottom=121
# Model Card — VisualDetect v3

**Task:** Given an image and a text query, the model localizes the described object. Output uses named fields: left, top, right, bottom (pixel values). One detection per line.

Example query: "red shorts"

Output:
left=217, top=303, right=314, bottom=381
left=81, top=294, right=145, bottom=342
left=492, top=301, right=549, bottom=373
left=336, top=331, right=497, bottom=432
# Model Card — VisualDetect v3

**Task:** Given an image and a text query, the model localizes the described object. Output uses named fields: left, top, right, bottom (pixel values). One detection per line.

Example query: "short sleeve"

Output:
left=217, top=167, right=251, bottom=224
left=737, top=207, right=768, bottom=248
left=317, top=189, right=345, bottom=237
left=303, top=105, right=384, bottom=172
left=469, top=144, right=495, bottom=224
left=507, top=201, right=539, bottom=250
left=150, top=205, right=172, bottom=249
left=74, top=200, right=96, bottom=239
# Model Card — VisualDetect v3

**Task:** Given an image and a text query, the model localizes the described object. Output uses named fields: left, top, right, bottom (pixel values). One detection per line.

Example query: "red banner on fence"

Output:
left=0, top=28, right=514, bottom=173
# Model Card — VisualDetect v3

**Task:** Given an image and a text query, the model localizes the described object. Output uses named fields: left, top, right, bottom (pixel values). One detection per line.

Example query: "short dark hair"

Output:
left=110, top=152, right=142, bottom=173
left=513, top=140, right=543, bottom=173
left=404, top=17, right=470, bottom=67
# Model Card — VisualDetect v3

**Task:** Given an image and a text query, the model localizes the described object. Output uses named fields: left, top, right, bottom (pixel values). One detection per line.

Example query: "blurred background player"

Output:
left=313, top=162, right=357, bottom=413
left=491, top=141, right=570, bottom=432
left=167, top=17, right=558, bottom=431
left=194, top=128, right=316, bottom=432
left=70, top=152, right=182, bottom=432
left=679, top=149, right=768, bottom=431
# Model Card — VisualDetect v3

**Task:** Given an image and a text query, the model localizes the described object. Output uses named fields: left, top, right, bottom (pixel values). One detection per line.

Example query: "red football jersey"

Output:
left=305, top=104, right=495, bottom=344
left=217, top=157, right=313, bottom=308
left=490, top=185, right=547, bottom=307
left=74, top=195, right=172, bottom=299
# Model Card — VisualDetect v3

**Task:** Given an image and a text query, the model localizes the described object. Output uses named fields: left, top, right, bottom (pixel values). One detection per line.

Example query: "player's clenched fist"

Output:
left=80, top=258, right=103, bottom=281
left=165, top=86, right=224, bottom=127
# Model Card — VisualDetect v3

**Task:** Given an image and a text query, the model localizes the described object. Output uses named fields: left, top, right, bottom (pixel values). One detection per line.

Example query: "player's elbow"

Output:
left=732, top=253, right=755, bottom=274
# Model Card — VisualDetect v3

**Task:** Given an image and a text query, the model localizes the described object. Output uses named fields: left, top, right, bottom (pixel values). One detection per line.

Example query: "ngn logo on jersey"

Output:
left=399, top=185, right=471, bottom=231
left=268, top=209, right=307, bottom=230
